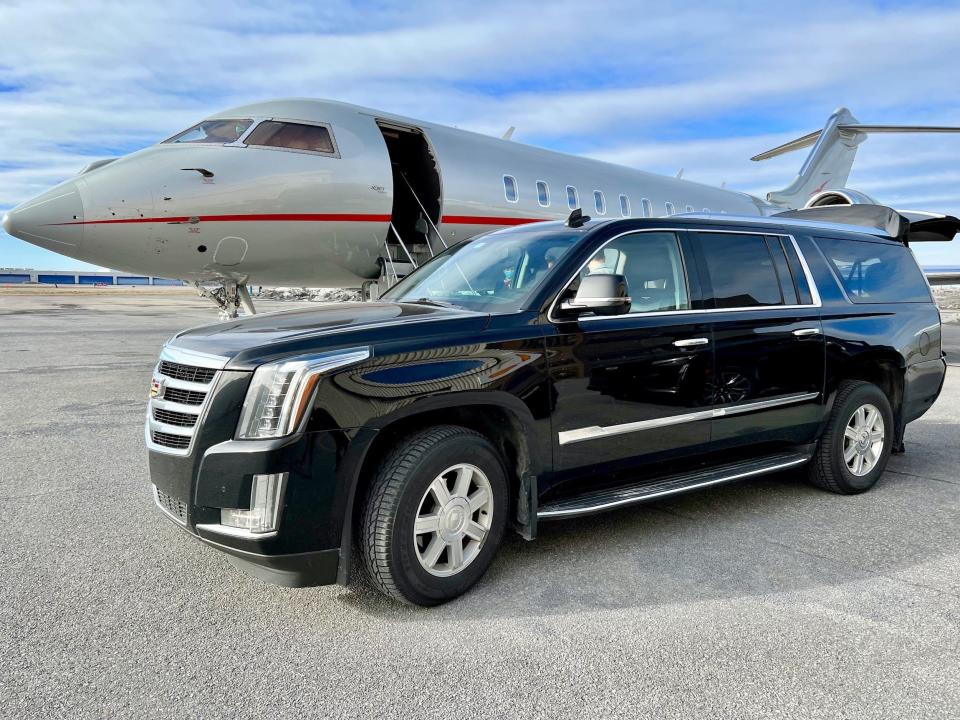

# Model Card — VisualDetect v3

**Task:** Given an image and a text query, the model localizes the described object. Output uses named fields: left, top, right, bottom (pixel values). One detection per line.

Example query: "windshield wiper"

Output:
left=408, top=297, right=460, bottom=309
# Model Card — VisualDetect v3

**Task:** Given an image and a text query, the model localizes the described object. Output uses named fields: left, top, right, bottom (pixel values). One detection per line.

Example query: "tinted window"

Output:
left=816, top=237, right=930, bottom=303
left=641, top=198, right=652, bottom=218
left=566, top=186, right=578, bottom=210
left=165, top=118, right=253, bottom=144
left=577, top=232, right=690, bottom=314
left=619, top=194, right=630, bottom=217
left=766, top=236, right=799, bottom=305
left=503, top=175, right=518, bottom=203
left=782, top=238, right=813, bottom=304
left=697, top=233, right=784, bottom=308
left=594, top=190, right=606, bottom=215
left=536, top=181, right=550, bottom=207
left=245, top=121, right=335, bottom=153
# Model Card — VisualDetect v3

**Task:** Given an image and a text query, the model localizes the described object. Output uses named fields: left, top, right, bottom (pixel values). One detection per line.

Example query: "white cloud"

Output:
left=1, top=0, right=959, bottom=269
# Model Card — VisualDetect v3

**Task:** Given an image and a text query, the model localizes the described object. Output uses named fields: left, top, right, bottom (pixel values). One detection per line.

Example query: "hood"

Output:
left=169, top=302, right=487, bottom=369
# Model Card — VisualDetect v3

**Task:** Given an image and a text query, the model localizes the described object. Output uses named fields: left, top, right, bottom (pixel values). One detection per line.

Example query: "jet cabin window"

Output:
left=504, top=175, right=518, bottom=203
left=244, top=121, right=336, bottom=154
left=594, top=191, right=606, bottom=215
left=164, top=119, right=253, bottom=144
left=566, top=186, right=579, bottom=210
left=619, top=194, right=630, bottom=217
left=641, top=198, right=653, bottom=218
left=537, top=181, right=550, bottom=207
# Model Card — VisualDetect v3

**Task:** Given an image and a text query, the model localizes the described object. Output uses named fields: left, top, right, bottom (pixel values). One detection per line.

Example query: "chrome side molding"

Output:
left=558, top=391, right=820, bottom=445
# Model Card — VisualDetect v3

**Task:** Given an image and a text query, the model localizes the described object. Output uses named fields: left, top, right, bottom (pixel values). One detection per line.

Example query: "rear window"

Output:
left=245, top=121, right=336, bottom=154
left=815, top=237, right=931, bottom=303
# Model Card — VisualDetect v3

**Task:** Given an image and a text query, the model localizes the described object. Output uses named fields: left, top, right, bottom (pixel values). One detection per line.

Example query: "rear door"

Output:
left=689, top=230, right=825, bottom=451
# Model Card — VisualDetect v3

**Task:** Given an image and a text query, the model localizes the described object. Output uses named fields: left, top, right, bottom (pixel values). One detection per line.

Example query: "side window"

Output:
left=782, top=237, right=814, bottom=304
left=503, top=175, right=518, bottom=203
left=566, top=185, right=579, bottom=210
left=536, top=181, right=550, bottom=207
left=619, top=194, right=630, bottom=217
left=641, top=198, right=653, bottom=218
left=664, top=201, right=676, bottom=216
left=685, top=204, right=694, bottom=213
left=815, top=236, right=931, bottom=303
left=765, top=236, right=799, bottom=305
left=594, top=190, right=606, bottom=215
left=696, top=233, right=785, bottom=308
left=579, top=232, right=690, bottom=314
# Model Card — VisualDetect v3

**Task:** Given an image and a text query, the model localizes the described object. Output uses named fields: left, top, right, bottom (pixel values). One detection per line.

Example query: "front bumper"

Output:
left=149, top=410, right=373, bottom=588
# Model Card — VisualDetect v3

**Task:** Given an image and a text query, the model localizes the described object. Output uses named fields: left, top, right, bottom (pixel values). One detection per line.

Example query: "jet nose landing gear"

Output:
left=194, top=280, right=257, bottom=320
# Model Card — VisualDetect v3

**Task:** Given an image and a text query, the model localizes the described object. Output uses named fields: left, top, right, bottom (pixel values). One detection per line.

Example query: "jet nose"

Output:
left=4, top=181, right=85, bottom=250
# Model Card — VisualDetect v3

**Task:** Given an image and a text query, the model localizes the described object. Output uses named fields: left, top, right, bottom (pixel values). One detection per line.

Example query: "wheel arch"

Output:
left=828, top=350, right=906, bottom=448
left=335, top=392, right=547, bottom=583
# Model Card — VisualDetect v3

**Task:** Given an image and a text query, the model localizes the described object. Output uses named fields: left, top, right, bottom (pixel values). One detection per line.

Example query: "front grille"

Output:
left=153, top=408, right=198, bottom=427
left=154, top=486, right=188, bottom=524
left=152, top=430, right=191, bottom=450
left=162, top=386, right=206, bottom=405
left=159, top=360, right=216, bottom=385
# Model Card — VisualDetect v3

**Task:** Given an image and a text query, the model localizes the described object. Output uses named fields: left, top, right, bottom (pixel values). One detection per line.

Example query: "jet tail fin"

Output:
left=754, top=108, right=960, bottom=208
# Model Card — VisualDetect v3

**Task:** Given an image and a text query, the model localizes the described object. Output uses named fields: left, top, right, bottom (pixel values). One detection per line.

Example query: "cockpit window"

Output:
left=244, top=121, right=336, bottom=154
left=164, top=119, right=253, bottom=144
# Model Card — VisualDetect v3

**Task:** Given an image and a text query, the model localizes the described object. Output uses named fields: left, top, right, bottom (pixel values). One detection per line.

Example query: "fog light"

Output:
left=220, top=473, right=287, bottom=534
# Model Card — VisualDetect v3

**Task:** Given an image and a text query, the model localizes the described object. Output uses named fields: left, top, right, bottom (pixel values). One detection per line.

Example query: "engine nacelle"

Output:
left=805, top=189, right=878, bottom=208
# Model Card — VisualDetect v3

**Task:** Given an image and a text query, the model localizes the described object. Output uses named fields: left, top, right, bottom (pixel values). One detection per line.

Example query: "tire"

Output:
left=808, top=380, right=894, bottom=494
left=360, top=425, right=509, bottom=606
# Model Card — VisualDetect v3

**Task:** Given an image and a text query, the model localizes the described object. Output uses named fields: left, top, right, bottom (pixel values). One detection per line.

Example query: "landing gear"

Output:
left=194, top=280, right=257, bottom=320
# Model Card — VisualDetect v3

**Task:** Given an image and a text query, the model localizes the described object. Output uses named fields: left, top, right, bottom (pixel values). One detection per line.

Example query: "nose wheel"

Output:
left=193, top=280, right=256, bottom=320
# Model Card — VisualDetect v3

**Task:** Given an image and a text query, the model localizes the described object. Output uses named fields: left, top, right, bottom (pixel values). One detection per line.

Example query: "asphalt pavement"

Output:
left=2, top=292, right=959, bottom=719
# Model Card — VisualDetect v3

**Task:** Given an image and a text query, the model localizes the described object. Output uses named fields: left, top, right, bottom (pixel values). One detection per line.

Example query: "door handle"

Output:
left=673, top=337, right=710, bottom=347
left=792, top=328, right=821, bottom=337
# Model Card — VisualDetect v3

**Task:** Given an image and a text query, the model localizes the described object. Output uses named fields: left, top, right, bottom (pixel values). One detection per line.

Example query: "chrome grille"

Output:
left=159, top=360, right=216, bottom=384
left=153, top=408, right=198, bottom=427
left=152, top=430, right=191, bottom=449
left=162, top=387, right=206, bottom=405
left=146, top=347, right=227, bottom=456
left=154, top=485, right=188, bottom=525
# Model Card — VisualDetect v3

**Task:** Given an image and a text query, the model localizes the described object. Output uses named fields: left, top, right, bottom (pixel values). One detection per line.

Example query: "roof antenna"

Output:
left=566, top=208, right=590, bottom=228
left=501, top=126, right=516, bottom=141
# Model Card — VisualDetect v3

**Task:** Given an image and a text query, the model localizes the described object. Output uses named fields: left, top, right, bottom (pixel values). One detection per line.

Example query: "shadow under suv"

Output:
left=146, top=210, right=950, bottom=605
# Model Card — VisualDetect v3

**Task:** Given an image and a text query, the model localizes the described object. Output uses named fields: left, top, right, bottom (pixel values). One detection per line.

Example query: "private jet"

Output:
left=4, top=100, right=959, bottom=316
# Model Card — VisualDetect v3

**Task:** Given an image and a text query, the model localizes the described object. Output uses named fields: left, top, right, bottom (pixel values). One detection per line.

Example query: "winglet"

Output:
left=502, top=126, right=516, bottom=141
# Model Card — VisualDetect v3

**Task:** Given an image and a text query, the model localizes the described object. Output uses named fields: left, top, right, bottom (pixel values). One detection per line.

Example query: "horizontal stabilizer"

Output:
left=752, top=122, right=960, bottom=161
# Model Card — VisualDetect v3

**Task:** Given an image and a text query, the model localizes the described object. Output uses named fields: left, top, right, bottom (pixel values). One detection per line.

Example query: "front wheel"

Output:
left=808, top=380, right=894, bottom=494
left=360, top=425, right=509, bottom=606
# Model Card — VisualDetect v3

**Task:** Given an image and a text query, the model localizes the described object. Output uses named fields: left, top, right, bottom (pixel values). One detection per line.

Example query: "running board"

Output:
left=537, top=451, right=812, bottom=519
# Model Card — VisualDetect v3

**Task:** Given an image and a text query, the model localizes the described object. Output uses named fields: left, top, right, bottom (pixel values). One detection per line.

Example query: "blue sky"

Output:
left=2, top=0, right=959, bottom=271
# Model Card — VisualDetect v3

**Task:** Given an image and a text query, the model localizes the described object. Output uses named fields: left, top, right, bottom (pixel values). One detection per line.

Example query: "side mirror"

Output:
left=559, top=273, right=631, bottom=317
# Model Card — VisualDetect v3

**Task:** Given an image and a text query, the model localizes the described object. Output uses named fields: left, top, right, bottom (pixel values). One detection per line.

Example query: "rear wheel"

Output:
left=808, top=380, right=894, bottom=494
left=360, top=425, right=508, bottom=605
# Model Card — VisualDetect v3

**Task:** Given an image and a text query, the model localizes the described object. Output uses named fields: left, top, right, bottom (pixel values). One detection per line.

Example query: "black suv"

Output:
left=146, top=213, right=948, bottom=605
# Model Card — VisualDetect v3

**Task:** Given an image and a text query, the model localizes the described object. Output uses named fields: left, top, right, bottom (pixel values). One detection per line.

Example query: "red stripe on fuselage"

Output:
left=47, top=213, right=551, bottom=227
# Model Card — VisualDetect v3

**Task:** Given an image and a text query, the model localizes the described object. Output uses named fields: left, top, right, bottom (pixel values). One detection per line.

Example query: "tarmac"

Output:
left=1, top=290, right=959, bottom=719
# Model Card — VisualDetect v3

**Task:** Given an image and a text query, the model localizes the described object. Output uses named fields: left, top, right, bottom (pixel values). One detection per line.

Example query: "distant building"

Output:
left=0, top=268, right=185, bottom=286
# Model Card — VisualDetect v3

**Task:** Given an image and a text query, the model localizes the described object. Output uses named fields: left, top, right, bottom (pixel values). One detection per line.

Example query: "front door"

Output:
left=689, top=230, right=826, bottom=451
left=548, top=230, right=714, bottom=473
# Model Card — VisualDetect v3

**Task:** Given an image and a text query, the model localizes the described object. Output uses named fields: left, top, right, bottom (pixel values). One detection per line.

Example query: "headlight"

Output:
left=236, top=347, right=370, bottom=439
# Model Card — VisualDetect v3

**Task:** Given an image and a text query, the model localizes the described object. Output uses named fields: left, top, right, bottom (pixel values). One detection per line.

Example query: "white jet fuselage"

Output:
left=4, top=99, right=769, bottom=286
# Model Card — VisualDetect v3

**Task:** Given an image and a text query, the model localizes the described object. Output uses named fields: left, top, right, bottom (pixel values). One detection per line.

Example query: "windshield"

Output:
left=163, top=119, right=253, bottom=144
left=381, top=228, right=581, bottom=313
